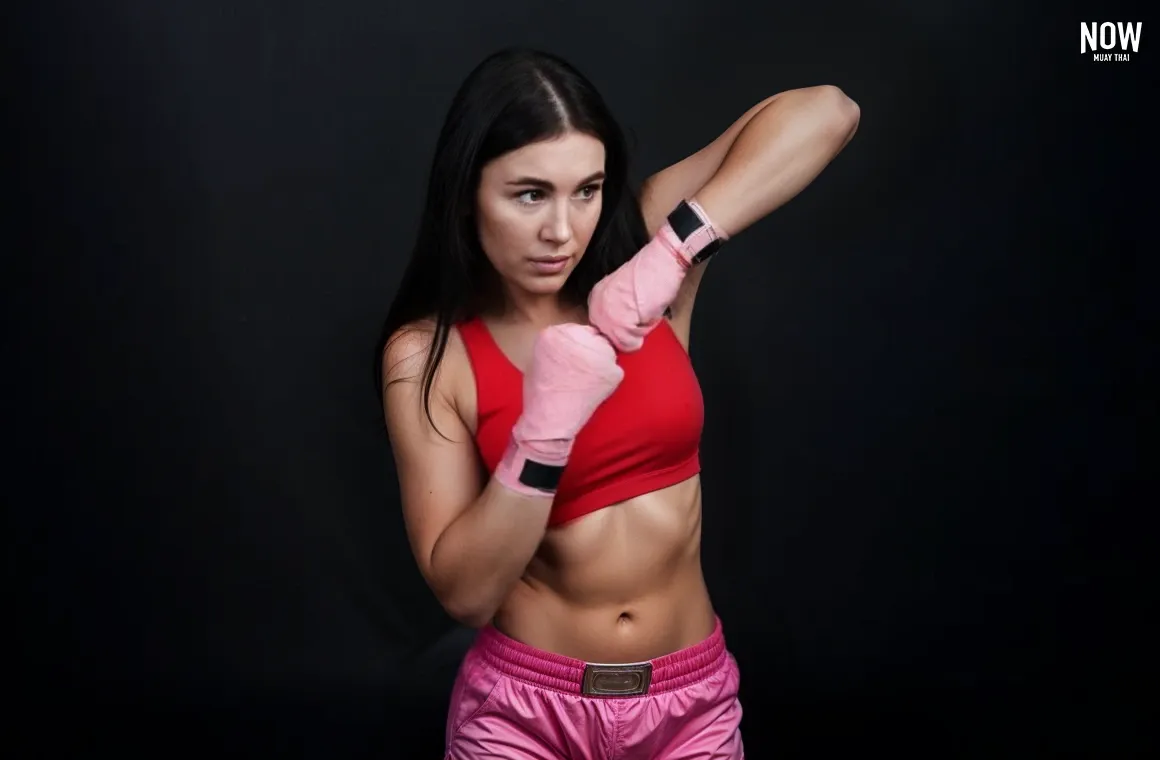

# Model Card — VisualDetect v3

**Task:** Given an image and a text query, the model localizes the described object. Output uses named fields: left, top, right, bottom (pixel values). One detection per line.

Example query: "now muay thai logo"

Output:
left=1080, top=21, right=1142, bottom=62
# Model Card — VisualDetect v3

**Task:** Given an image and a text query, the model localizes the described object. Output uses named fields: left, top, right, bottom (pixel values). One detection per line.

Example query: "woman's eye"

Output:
left=516, top=185, right=600, bottom=204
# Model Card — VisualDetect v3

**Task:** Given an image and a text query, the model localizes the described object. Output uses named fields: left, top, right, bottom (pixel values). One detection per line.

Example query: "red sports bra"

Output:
left=457, top=317, right=704, bottom=527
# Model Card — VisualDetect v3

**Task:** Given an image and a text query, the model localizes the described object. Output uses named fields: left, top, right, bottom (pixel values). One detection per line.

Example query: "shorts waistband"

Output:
left=474, top=616, right=728, bottom=697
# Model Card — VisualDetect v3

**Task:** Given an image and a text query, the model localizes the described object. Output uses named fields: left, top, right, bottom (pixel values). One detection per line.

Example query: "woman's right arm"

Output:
left=382, top=325, right=553, bottom=628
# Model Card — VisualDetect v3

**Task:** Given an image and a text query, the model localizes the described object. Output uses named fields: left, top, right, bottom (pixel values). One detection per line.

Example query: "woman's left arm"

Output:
left=640, top=85, right=860, bottom=334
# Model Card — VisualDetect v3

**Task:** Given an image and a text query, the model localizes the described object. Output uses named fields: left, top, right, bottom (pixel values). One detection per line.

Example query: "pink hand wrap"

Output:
left=494, top=324, right=624, bottom=498
left=588, top=199, right=727, bottom=352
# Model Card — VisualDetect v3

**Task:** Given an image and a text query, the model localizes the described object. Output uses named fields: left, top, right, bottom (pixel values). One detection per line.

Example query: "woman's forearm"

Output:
left=694, top=85, right=860, bottom=237
left=428, top=477, right=553, bottom=627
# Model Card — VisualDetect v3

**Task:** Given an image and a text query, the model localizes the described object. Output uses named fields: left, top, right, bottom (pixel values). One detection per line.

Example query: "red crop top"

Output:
left=457, top=317, right=704, bottom=527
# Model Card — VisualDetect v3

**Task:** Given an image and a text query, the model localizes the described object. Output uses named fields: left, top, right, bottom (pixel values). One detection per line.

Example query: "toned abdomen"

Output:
left=492, top=476, right=718, bottom=663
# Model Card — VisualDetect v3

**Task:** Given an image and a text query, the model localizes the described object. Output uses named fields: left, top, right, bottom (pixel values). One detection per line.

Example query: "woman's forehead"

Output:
left=488, top=133, right=606, bottom=182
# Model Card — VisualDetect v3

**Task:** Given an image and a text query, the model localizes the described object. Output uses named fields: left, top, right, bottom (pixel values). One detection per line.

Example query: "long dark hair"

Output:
left=373, top=48, right=649, bottom=426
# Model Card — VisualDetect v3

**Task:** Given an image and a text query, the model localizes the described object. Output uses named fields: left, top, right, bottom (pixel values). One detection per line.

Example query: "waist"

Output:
left=495, top=579, right=715, bottom=661
left=508, top=477, right=704, bottom=602
left=474, top=615, right=729, bottom=697
left=495, top=477, right=709, bottom=659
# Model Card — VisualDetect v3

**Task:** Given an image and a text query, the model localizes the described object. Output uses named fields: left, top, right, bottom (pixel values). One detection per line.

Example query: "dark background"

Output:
left=8, top=0, right=1151, bottom=757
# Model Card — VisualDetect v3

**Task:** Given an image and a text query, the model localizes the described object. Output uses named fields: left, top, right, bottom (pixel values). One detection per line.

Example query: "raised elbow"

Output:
left=816, top=84, right=860, bottom=135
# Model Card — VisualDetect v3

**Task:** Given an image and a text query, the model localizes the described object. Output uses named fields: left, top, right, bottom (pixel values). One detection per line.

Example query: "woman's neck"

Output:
left=489, top=292, right=586, bottom=330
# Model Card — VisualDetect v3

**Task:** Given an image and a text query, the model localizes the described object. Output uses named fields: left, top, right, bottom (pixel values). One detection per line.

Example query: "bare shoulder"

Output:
left=380, top=318, right=485, bottom=583
left=382, top=318, right=437, bottom=385
left=381, top=318, right=475, bottom=433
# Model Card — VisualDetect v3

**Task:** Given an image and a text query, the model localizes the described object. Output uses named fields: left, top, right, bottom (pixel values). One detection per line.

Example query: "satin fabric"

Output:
left=444, top=620, right=744, bottom=759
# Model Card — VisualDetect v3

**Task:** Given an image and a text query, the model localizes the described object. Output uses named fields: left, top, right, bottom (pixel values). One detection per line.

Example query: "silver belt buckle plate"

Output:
left=581, top=662, right=653, bottom=697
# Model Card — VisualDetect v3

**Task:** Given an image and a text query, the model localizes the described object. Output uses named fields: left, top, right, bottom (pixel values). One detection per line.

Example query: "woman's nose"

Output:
left=541, top=201, right=573, bottom=244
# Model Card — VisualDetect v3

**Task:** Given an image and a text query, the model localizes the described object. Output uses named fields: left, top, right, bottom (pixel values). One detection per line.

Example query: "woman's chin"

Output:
left=519, top=272, right=569, bottom=295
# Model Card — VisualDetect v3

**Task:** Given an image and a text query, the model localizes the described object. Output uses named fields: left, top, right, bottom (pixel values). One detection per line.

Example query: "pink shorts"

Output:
left=444, top=617, right=744, bottom=759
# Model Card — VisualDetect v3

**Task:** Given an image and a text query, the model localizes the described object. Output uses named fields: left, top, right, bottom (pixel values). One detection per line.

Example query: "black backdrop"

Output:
left=9, top=1, right=1151, bottom=757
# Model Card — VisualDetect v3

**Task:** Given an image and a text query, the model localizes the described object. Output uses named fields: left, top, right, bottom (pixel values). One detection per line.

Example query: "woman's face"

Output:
left=475, top=131, right=606, bottom=299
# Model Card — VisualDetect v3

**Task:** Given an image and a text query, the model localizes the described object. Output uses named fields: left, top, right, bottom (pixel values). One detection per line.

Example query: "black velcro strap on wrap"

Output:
left=666, top=200, right=704, bottom=242
left=667, top=200, right=725, bottom=266
left=689, top=239, right=723, bottom=266
left=519, top=460, right=564, bottom=491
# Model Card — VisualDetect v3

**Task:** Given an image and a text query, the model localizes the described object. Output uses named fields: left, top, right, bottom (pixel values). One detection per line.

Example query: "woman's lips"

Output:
left=529, top=255, right=569, bottom=275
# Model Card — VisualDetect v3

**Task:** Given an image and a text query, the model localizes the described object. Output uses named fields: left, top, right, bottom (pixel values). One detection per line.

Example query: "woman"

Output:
left=376, top=48, right=858, bottom=759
